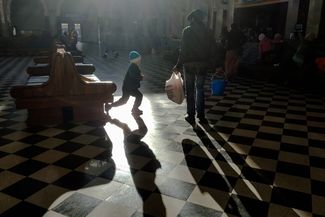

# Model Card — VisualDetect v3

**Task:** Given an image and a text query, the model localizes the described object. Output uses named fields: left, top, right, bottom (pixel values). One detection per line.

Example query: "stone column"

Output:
left=47, top=10, right=58, bottom=36
left=306, top=0, right=323, bottom=36
left=207, top=0, right=213, bottom=29
left=227, top=0, right=235, bottom=29
left=0, top=0, right=9, bottom=37
left=215, top=0, right=224, bottom=40
left=42, top=0, right=64, bottom=36
left=284, top=0, right=300, bottom=38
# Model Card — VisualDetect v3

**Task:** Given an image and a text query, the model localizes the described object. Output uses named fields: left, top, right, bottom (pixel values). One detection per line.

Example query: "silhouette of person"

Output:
left=109, top=116, right=166, bottom=216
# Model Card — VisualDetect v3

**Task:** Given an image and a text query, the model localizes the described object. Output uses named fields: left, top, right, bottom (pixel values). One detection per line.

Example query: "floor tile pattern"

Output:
left=0, top=48, right=325, bottom=217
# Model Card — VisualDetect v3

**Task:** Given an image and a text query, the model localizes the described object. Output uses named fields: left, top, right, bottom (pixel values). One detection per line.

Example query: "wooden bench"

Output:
left=28, top=44, right=92, bottom=76
left=33, top=55, right=84, bottom=64
left=27, top=63, right=96, bottom=76
left=10, top=50, right=116, bottom=125
left=33, top=42, right=84, bottom=64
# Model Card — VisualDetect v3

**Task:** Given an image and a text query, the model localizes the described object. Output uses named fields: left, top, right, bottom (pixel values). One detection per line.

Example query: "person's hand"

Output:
left=215, top=67, right=224, bottom=75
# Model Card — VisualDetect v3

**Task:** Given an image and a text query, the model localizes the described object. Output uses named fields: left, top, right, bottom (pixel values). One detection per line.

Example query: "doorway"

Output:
left=60, top=23, right=82, bottom=41
left=74, top=23, right=82, bottom=40
left=61, top=23, right=69, bottom=35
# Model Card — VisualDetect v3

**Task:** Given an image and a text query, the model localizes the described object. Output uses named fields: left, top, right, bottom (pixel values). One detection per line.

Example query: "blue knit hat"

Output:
left=129, top=51, right=141, bottom=63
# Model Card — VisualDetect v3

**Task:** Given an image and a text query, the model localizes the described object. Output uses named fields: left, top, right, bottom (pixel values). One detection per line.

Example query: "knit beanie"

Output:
left=129, top=51, right=141, bottom=63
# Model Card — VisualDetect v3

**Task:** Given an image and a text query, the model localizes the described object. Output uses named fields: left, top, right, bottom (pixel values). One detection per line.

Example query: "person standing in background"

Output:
left=224, top=23, right=246, bottom=80
left=258, top=33, right=272, bottom=64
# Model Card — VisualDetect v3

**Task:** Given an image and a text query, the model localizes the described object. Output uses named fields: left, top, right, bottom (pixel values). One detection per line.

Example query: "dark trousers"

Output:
left=184, top=65, right=207, bottom=118
left=111, top=89, right=143, bottom=109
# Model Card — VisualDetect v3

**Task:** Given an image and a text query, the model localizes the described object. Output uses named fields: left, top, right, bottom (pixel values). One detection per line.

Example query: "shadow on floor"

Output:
left=110, top=115, right=166, bottom=216
left=182, top=123, right=303, bottom=217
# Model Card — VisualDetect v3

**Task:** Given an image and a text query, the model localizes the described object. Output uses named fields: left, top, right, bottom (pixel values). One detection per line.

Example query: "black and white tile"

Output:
left=0, top=48, right=325, bottom=217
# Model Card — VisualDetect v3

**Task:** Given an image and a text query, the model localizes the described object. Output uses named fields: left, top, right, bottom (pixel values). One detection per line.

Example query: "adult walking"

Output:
left=173, top=9, right=216, bottom=124
left=224, top=23, right=246, bottom=80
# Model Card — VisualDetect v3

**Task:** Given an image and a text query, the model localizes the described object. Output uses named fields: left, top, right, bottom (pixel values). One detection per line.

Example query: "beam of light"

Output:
left=104, top=95, right=153, bottom=171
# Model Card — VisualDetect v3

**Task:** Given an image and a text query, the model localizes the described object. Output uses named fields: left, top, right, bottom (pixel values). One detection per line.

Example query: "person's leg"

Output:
left=196, top=68, right=207, bottom=119
left=111, top=91, right=130, bottom=107
left=229, top=50, right=239, bottom=80
left=184, top=66, right=196, bottom=123
left=225, top=50, right=232, bottom=76
left=130, top=89, right=143, bottom=111
left=233, top=51, right=240, bottom=76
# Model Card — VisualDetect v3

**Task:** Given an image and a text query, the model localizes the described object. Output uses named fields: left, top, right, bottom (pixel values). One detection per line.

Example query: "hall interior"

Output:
left=0, top=0, right=325, bottom=217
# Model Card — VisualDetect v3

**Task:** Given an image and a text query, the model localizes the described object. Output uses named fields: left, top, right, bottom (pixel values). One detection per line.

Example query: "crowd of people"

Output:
left=217, top=23, right=325, bottom=90
left=254, top=31, right=325, bottom=88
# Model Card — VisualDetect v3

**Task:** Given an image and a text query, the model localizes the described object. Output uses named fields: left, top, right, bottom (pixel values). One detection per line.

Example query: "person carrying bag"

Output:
left=172, top=9, right=217, bottom=125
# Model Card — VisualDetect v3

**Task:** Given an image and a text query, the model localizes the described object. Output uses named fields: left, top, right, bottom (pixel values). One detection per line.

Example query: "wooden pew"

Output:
left=29, top=44, right=92, bottom=76
left=33, top=55, right=84, bottom=64
left=10, top=50, right=116, bottom=125
left=27, top=63, right=96, bottom=76
left=33, top=42, right=84, bottom=64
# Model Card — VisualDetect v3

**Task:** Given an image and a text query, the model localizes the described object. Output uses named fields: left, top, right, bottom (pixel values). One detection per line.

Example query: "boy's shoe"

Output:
left=132, top=108, right=143, bottom=115
left=185, top=115, right=195, bottom=125
left=198, top=117, right=208, bottom=124
left=197, top=114, right=208, bottom=124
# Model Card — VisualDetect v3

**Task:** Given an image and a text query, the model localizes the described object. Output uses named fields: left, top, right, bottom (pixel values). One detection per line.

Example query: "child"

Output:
left=106, top=51, right=144, bottom=115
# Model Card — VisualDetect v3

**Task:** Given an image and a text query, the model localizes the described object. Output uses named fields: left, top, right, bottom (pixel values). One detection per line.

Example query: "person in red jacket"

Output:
left=258, top=33, right=272, bottom=63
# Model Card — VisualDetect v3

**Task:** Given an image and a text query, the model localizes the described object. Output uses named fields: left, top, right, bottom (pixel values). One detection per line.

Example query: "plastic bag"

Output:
left=292, top=53, right=304, bottom=66
left=165, top=72, right=184, bottom=104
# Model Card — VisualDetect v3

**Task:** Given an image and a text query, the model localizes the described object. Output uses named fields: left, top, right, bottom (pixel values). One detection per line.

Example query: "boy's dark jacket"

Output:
left=123, top=63, right=142, bottom=91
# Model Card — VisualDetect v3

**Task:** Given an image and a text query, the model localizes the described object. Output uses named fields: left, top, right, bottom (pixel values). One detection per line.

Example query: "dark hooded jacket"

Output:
left=122, top=63, right=142, bottom=91
left=176, top=21, right=216, bottom=70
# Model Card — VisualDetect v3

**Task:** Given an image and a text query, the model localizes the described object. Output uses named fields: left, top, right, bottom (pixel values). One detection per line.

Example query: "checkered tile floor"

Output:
left=1, top=47, right=325, bottom=217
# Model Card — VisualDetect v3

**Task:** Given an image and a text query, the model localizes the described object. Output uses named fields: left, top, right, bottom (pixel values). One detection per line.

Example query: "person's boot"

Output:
left=185, top=114, right=195, bottom=125
left=197, top=114, right=208, bottom=124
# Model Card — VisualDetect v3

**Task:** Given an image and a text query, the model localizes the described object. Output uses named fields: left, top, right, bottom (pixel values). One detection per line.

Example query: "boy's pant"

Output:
left=111, top=89, right=143, bottom=109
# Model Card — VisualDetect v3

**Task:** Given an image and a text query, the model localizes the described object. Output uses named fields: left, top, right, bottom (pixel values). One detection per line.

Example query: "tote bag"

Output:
left=165, top=72, right=184, bottom=104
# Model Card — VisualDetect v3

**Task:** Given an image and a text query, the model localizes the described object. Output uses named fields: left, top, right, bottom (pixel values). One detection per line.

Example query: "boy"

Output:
left=106, top=51, right=144, bottom=115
